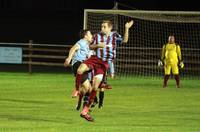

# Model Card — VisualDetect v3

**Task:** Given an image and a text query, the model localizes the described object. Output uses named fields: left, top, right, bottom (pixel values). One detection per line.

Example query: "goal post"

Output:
left=84, top=9, right=200, bottom=79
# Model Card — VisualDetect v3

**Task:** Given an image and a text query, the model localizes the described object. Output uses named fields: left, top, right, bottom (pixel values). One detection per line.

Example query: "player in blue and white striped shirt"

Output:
left=91, top=20, right=134, bottom=108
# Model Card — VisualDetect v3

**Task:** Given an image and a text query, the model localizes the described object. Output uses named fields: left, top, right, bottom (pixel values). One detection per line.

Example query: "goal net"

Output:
left=84, top=9, right=200, bottom=79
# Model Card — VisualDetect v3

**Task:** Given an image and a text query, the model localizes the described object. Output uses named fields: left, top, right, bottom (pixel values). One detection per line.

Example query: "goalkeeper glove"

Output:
left=179, top=61, right=184, bottom=69
left=158, top=59, right=163, bottom=67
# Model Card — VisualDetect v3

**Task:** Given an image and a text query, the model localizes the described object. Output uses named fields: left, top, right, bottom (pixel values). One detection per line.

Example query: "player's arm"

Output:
left=122, top=20, right=134, bottom=43
left=64, top=43, right=80, bottom=67
left=161, top=44, right=166, bottom=61
left=89, top=43, right=105, bottom=50
left=89, top=34, right=105, bottom=50
left=158, top=44, right=165, bottom=67
left=177, top=45, right=184, bottom=68
left=177, top=45, right=182, bottom=61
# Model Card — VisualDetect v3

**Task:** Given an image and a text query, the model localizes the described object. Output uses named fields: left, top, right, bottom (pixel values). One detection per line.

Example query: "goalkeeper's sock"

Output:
left=174, top=75, right=180, bottom=88
left=75, top=73, right=82, bottom=90
left=163, top=75, right=170, bottom=88
left=99, top=91, right=104, bottom=108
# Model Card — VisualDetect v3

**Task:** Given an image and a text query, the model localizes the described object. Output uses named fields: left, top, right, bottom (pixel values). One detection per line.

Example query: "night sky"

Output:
left=0, top=0, right=199, bottom=44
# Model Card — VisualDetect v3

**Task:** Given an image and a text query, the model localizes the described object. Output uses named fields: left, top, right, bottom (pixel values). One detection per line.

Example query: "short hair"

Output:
left=169, top=33, right=175, bottom=37
left=79, top=29, right=90, bottom=39
left=102, top=20, right=113, bottom=27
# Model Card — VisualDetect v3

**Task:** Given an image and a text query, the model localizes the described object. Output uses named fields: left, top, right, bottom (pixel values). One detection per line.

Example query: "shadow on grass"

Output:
left=0, top=114, right=73, bottom=124
left=0, top=98, right=53, bottom=105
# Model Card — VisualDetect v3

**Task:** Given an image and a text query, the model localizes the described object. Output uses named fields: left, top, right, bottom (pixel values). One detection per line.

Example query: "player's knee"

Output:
left=82, top=80, right=92, bottom=93
left=110, top=74, right=114, bottom=79
left=93, top=74, right=103, bottom=90
left=80, top=86, right=86, bottom=94
left=100, top=88, right=104, bottom=92
left=77, top=64, right=88, bottom=74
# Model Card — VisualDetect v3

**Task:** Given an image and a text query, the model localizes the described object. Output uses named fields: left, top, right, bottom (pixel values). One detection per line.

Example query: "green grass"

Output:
left=0, top=72, right=200, bottom=132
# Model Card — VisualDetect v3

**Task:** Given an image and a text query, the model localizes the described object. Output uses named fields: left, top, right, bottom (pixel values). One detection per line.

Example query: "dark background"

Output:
left=0, top=0, right=199, bottom=45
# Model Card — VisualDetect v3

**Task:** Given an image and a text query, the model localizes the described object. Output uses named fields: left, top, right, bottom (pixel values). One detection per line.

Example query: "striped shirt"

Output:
left=93, top=31, right=123, bottom=61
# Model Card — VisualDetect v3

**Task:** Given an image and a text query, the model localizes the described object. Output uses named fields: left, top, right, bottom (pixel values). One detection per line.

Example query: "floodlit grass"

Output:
left=0, top=72, right=200, bottom=132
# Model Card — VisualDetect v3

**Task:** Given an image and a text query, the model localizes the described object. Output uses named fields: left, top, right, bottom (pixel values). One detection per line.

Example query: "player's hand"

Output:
left=158, top=59, right=163, bottom=67
left=64, top=58, right=71, bottom=67
left=179, top=61, right=184, bottom=69
left=125, top=20, right=134, bottom=29
left=98, top=42, right=105, bottom=48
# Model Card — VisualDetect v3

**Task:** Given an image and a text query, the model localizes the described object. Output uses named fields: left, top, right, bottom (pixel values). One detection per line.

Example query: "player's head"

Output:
left=168, top=35, right=175, bottom=43
left=101, top=20, right=113, bottom=35
left=80, top=29, right=93, bottom=43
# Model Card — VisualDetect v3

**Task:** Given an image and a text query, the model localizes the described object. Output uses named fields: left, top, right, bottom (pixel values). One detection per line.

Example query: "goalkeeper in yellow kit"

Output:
left=158, top=35, right=184, bottom=88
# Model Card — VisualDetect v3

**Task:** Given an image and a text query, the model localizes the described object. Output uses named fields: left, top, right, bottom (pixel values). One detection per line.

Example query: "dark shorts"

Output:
left=83, top=56, right=108, bottom=76
left=72, top=61, right=88, bottom=84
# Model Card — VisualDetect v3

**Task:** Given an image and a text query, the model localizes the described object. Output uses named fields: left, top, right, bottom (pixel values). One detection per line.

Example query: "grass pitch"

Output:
left=0, top=72, right=200, bottom=132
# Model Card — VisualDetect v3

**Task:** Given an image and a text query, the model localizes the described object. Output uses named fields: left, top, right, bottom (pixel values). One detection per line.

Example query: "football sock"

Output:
left=83, top=92, right=89, bottom=102
left=164, top=75, right=170, bottom=87
left=76, top=93, right=83, bottom=110
left=86, top=90, right=97, bottom=107
left=174, top=75, right=180, bottom=87
left=99, top=91, right=104, bottom=108
left=94, top=96, right=98, bottom=104
left=75, top=74, right=82, bottom=90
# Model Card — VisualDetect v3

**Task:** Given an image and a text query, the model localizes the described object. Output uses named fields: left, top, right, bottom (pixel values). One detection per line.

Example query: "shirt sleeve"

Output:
left=176, top=44, right=182, bottom=61
left=93, top=34, right=98, bottom=45
left=115, top=32, right=123, bottom=46
left=76, top=40, right=84, bottom=48
left=161, top=44, right=166, bottom=61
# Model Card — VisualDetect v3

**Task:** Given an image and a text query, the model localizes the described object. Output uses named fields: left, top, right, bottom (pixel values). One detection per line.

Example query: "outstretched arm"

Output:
left=64, top=44, right=80, bottom=67
left=122, top=20, right=134, bottom=43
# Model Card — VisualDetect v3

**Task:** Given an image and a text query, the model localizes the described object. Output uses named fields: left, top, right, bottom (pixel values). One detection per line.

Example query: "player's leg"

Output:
left=83, top=69, right=98, bottom=109
left=76, top=79, right=92, bottom=110
left=74, top=57, right=97, bottom=96
left=72, top=63, right=91, bottom=97
left=163, top=64, right=171, bottom=88
left=76, top=64, right=90, bottom=89
left=80, top=58, right=108, bottom=121
left=71, top=61, right=82, bottom=97
left=98, top=61, right=114, bottom=108
left=91, top=95, right=98, bottom=108
left=83, top=92, right=90, bottom=108
left=172, top=63, right=180, bottom=88
left=76, top=90, right=83, bottom=111
left=83, top=74, right=103, bottom=109
left=80, top=74, right=103, bottom=122
left=98, top=88, right=104, bottom=109
left=76, top=71, right=92, bottom=110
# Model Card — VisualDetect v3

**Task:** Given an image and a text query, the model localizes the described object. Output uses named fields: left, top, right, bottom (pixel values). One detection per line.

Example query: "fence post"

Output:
left=28, top=40, right=33, bottom=74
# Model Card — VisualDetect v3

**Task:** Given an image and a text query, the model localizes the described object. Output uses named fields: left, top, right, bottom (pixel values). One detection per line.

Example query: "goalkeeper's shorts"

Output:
left=164, top=63, right=179, bottom=75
